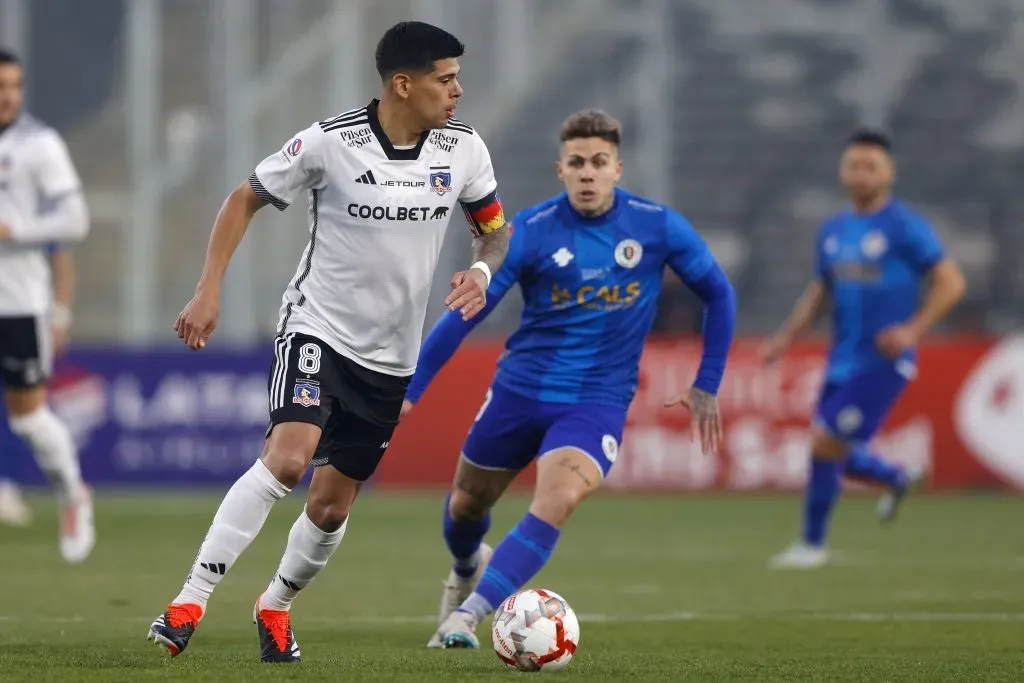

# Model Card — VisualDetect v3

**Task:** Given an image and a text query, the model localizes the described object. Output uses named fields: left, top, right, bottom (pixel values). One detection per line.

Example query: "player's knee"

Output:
left=529, top=488, right=585, bottom=528
left=3, top=386, right=47, bottom=418
left=811, top=431, right=849, bottom=460
left=261, top=423, right=321, bottom=487
left=261, top=450, right=308, bottom=488
left=449, top=487, right=491, bottom=523
left=304, top=494, right=350, bottom=533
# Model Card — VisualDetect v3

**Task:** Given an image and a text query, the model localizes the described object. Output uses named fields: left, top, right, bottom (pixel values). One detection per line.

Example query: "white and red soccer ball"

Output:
left=491, top=588, right=580, bottom=672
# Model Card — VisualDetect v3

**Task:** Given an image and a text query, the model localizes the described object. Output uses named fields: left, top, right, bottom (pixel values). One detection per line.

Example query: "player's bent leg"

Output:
left=4, top=385, right=92, bottom=562
left=832, top=367, right=915, bottom=526
left=771, top=430, right=848, bottom=570
left=875, top=460, right=928, bottom=524
left=427, top=456, right=516, bottom=647
left=253, top=466, right=358, bottom=664
left=148, top=422, right=318, bottom=658
left=440, top=448, right=603, bottom=650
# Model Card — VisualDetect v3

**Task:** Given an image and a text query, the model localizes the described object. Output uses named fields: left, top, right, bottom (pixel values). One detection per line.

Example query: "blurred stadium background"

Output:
left=1, top=2, right=1024, bottom=679
left=2, top=0, right=1020, bottom=492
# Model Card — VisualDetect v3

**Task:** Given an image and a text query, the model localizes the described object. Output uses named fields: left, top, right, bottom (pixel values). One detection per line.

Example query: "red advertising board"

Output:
left=383, top=336, right=1024, bottom=491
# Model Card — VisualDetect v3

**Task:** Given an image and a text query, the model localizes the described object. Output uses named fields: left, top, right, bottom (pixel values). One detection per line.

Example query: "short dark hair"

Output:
left=560, top=109, right=622, bottom=146
left=375, top=22, right=464, bottom=80
left=0, top=47, right=19, bottom=65
left=846, top=128, right=892, bottom=152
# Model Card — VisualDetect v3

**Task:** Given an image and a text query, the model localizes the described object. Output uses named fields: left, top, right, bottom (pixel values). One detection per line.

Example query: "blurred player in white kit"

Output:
left=0, top=47, right=93, bottom=562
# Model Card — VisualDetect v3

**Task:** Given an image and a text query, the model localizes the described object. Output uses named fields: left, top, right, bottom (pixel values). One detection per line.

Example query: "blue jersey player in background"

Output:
left=760, top=130, right=966, bottom=569
left=401, top=109, right=737, bottom=648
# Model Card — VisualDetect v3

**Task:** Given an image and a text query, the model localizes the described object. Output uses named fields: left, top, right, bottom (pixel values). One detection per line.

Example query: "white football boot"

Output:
left=426, top=543, right=492, bottom=648
left=768, top=541, right=830, bottom=569
left=59, top=484, right=95, bottom=563
left=877, top=463, right=928, bottom=524
left=436, top=609, right=480, bottom=649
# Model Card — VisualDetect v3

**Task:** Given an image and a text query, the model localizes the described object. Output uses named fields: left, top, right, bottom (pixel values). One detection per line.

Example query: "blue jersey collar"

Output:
left=561, top=188, right=624, bottom=225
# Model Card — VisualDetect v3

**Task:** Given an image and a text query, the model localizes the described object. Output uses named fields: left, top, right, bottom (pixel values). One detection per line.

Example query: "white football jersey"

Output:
left=250, top=99, right=502, bottom=376
left=0, top=114, right=86, bottom=316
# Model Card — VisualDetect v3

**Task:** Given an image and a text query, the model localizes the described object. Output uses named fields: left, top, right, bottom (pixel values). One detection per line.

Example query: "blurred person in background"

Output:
left=760, top=129, right=966, bottom=569
left=0, top=242, right=75, bottom=527
left=0, top=48, right=93, bottom=563
left=402, top=109, right=736, bottom=649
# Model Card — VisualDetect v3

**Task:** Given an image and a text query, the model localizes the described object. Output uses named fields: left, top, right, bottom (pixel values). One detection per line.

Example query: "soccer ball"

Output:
left=491, top=588, right=580, bottom=672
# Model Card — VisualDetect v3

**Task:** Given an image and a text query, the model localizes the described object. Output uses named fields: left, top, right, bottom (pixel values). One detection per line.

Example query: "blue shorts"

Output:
left=815, top=364, right=911, bottom=445
left=461, top=381, right=627, bottom=478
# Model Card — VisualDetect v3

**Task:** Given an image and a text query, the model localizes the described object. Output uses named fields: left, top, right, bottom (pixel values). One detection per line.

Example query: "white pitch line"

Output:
left=3, top=612, right=1024, bottom=625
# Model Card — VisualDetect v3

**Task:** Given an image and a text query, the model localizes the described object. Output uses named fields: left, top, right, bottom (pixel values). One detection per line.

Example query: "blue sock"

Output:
left=465, top=512, right=560, bottom=618
left=442, top=493, right=491, bottom=578
left=844, top=447, right=906, bottom=489
left=803, top=458, right=842, bottom=548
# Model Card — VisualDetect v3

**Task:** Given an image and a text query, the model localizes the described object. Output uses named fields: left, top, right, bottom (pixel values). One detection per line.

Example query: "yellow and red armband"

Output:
left=461, top=191, right=506, bottom=236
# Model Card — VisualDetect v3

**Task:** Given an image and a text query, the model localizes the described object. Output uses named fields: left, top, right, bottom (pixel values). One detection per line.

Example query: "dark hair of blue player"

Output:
left=845, top=128, right=892, bottom=153
left=375, top=22, right=465, bottom=80
left=560, top=109, right=621, bottom=147
left=0, top=47, right=19, bottom=65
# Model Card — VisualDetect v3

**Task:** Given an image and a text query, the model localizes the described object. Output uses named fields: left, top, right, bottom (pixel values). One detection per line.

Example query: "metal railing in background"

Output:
left=3, top=0, right=1022, bottom=343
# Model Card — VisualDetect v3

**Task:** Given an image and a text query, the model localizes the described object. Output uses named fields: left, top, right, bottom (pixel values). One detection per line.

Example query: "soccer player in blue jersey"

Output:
left=760, top=130, right=966, bottom=569
left=401, top=109, right=737, bottom=648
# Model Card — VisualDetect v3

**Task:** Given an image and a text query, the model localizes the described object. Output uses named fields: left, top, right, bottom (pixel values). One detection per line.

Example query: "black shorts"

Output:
left=0, top=315, right=50, bottom=389
left=266, top=332, right=410, bottom=481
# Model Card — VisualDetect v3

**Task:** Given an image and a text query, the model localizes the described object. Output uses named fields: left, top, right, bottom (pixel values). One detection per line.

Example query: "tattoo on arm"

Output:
left=557, top=457, right=594, bottom=487
left=471, top=223, right=510, bottom=275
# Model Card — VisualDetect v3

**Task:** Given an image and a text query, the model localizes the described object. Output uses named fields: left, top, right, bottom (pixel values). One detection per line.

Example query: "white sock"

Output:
left=8, top=407, right=82, bottom=502
left=174, top=459, right=290, bottom=609
left=259, top=507, right=347, bottom=611
left=459, top=592, right=493, bottom=622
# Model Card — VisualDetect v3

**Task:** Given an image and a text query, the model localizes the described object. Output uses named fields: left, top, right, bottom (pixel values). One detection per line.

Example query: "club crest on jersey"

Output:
left=429, top=170, right=453, bottom=195
left=552, top=247, right=574, bottom=267
left=602, top=434, right=619, bottom=462
left=861, top=231, right=888, bottom=259
left=614, top=239, right=643, bottom=268
left=292, top=381, right=320, bottom=408
left=287, top=138, right=303, bottom=157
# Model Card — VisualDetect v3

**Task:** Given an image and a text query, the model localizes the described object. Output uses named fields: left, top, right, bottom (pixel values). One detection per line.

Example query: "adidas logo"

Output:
left=201, top=562, right=226, bottom=575
left=278, top=574, right=300, bottom=591
left=355, top=170, right=377, bottom=185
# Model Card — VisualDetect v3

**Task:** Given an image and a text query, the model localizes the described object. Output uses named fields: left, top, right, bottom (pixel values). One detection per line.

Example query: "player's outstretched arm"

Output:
left=405, top=217, right=524, bottom=415
left=663, top=261, right=737, bottom=454
left=50, top=245, right=75, bottom=356
left=403, top=291, right=502, bottom=416
left=662, top=210, right=737, bottom=454
left=759, top=278, right=829, bottom=365
left=174, top=181, right=265, bottom=350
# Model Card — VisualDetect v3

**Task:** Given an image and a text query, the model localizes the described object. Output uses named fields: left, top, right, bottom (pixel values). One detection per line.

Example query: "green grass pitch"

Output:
left=1, top=490, right=1022, bottom=681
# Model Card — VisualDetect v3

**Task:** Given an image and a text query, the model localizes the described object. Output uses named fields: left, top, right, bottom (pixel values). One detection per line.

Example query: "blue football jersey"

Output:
left=481, top=188, right=716, bottom=407
left=816, top=199, right=945, bottom=381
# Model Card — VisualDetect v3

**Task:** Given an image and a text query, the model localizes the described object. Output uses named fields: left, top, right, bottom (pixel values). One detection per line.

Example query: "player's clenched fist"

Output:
left=446, top=268, right=488, bottom=321
left=174, top=289, right=220, bottom=350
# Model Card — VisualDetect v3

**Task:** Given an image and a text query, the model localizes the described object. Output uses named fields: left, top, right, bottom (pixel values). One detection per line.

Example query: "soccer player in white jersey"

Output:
left=0, top=48, right=93, bottom=562
left=147, top=22, right=511, bottom=663
left=0, top=241, right=76, bottom=528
